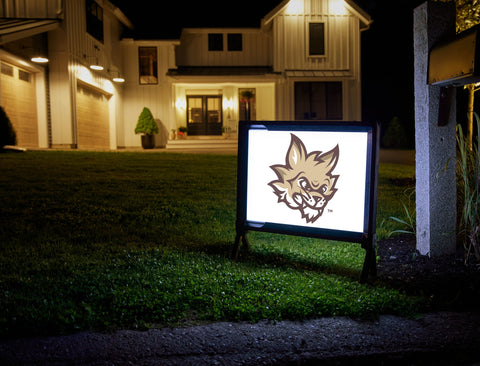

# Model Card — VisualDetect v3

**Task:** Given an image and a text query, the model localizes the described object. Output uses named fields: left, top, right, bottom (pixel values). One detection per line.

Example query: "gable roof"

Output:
left=262, top=0, right=372, bottom=30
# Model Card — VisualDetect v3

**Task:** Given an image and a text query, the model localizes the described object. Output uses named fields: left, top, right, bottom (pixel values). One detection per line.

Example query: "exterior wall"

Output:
left=48, top=0, right=126, bottom=149
left=175, top=28, right=272, bottom=67
left=269, top=0, right=364, bottom=121
left=120, top=39, right=178, bottom=147
left=0, top=0, right=62, bottom=18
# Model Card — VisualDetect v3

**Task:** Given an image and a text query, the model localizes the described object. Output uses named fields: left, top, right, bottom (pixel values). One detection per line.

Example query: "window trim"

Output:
left=307, top=22, right=326, bottom=58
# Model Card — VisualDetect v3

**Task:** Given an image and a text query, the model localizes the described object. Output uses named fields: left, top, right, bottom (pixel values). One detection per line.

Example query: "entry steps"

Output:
left=166, top=138, right=238, bottom=150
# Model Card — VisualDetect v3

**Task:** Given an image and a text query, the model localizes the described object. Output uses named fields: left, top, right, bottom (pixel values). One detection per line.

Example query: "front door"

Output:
left=187, top=95, right=223, bottom=136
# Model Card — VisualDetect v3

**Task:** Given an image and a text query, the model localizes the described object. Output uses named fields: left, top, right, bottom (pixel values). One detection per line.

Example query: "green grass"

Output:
left=0, top=151, right=417, bottom=338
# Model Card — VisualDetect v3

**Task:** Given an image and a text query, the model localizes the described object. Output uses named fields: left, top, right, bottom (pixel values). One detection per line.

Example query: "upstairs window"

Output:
left=309, top=22, right=325, bottom=56
left=208, top=33, right=223, bottom=51
left=138, top=47, right=158, bottom=85
left=86, top=0, right=104, bottom=43
left=227, top=33, right=243, bottom=51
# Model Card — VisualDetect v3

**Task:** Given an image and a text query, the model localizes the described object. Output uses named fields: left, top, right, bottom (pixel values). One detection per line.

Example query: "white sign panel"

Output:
left=245, top=129, right=369, bottom=234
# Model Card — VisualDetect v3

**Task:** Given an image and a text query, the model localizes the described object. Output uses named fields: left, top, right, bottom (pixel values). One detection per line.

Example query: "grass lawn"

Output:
left=0, top=151, right=416, bottom=338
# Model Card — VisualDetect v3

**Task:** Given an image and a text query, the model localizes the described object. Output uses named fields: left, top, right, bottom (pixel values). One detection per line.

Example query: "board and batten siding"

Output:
left=120, top=39, right=179, bottom=148
left=175, top=28, right=272, bottom=67
left=272, top=12, right=360, bottom=72
left=48, top=0, right=125, bottom=148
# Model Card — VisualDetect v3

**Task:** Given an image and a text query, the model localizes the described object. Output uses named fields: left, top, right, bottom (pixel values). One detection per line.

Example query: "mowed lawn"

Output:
left=0, top=151, right=417, bottom=338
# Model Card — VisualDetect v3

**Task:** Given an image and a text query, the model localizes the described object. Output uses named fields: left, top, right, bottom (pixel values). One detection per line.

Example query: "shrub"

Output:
left=456, top=114, right=480, bottom=264
left=134, top=107, right=159, bottom=135
left=382, top=116, right=409, bottom=149
left=0, top=106, right=16, bottom=148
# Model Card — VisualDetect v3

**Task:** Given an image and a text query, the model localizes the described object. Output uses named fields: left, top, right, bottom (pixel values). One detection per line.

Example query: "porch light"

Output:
left=90, top=62, right=104, bottom=71
left=31, top=56, right=49, bottom=63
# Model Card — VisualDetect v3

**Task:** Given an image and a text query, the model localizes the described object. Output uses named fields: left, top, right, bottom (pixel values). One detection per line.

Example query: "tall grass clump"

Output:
left=456, top=113, right=480, bottom=264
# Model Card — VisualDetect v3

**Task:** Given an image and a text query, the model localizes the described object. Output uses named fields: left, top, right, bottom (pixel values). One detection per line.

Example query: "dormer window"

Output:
left=308, top=22, right=325, bottom=56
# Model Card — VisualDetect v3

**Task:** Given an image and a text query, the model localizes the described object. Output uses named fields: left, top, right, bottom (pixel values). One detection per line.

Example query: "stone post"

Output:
left=414, top=1, right=457, bottom=256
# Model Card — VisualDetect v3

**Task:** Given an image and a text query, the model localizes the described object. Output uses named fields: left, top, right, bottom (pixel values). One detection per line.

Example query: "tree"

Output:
left=434, top=0, right=480, bottom=149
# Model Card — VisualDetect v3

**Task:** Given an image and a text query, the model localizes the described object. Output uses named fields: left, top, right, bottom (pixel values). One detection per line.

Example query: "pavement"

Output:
left=1, top=312, right=479, bottom=365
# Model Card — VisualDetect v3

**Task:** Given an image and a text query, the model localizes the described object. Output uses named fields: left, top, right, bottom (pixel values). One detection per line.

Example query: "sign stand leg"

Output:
left=232, top=231, right=250, bottom=261
left=360, top=236, right=377, bottom=283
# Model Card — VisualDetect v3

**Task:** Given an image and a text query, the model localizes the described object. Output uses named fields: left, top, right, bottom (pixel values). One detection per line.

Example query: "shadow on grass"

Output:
left=194, top=239, right=363, bottom=282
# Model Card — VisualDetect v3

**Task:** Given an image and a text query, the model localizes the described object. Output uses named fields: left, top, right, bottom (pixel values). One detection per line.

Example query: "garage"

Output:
left=76, top=82, right=110, bottom=149
left=0, top=61, right=38, bottom=148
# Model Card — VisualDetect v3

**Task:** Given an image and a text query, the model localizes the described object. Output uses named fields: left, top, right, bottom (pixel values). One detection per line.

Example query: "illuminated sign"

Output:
left=234, top=121, right=379, bottom=281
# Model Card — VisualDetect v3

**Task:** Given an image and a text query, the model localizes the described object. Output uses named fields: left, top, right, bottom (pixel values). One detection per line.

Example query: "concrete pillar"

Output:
left=414, top=1, right=457, bottom=256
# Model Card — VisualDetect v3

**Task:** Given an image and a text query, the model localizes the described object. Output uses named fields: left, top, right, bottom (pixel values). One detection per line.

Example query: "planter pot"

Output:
left=141, top=134, right=155, bottom=149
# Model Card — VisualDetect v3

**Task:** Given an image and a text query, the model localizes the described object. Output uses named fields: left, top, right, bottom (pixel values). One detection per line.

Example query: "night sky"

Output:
left=112, top=0, right=438, bottom=141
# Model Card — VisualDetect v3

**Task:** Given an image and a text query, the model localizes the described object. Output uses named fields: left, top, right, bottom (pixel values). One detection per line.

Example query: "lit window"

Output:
left=138, top=47, right=158, bottom=85
left=309, top=23, right=325, bottom=56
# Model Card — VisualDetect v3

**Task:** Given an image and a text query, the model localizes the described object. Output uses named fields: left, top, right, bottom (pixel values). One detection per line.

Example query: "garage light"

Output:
left=31, top=56, right=49, bottom=63
left=90, top=63, right=104, bottom=71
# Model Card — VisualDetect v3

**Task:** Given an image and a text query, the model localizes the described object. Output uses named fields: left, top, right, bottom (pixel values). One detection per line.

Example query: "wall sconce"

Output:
left=31, top=55, right=49, bottom=63
left=30, top=34, right=49, bottom=63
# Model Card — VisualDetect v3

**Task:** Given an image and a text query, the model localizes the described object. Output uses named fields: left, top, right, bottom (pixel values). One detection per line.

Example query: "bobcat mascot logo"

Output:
left=268, top=134, right=340, bottom=224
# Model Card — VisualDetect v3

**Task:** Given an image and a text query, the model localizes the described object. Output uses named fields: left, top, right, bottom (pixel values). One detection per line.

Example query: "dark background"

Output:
left=111, top=0, right=477, bottom=147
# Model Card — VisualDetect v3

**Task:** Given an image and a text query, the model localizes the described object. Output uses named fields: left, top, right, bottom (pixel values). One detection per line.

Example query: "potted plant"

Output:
left=177, top=126, right=188, bottom=139
left=135, top=107, right=159, bottom=149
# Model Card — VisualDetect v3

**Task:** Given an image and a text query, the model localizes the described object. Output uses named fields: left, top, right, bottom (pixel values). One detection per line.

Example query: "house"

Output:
left=0, top=0, right=371, bottom=150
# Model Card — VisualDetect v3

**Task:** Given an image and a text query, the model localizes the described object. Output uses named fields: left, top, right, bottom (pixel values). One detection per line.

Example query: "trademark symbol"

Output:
left=328, top=209, right=333, bottom=213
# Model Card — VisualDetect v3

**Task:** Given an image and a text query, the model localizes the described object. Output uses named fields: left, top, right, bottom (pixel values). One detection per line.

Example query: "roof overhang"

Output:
left=262, top=0, right=372, bottom=31
left=0, top=19, right=60, bottom=45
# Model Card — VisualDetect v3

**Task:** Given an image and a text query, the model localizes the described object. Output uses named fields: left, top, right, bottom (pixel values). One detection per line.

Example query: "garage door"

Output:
left=76, top=83, right=110, bottom=149
left=0, top=61, right=38, bottom=148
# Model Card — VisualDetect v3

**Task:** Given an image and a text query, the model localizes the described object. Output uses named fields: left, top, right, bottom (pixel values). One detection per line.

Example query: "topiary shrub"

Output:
left=135, top=107, right=159, bottom=135
left=0, top=106, right=16, bottom=148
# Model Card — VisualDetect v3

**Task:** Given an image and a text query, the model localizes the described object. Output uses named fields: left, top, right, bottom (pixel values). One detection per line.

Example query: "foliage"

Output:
left=381, top=116, right=409, bottom=149
left=388, top=187, right=416, bottom=237
left=433, top=0, right=480, bottom=33
left=456, top=115, right=480, bottom=264
left=134, top=107, right=159, bottom=135
left=0, top=152, right=420, bottom=338
left=0, top=106, right=16, bottom=148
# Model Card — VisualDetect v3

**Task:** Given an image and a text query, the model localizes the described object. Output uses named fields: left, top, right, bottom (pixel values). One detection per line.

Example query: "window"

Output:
left=86, top=0, right=103, bottom=42
left=1, top=62, right=13, bottom=77
left=18, top=69, right=32, bottom=83
left=208, top=33, right=223, bottom=51
left=228, top=33, right=243, bottom=51
left=295, top=82, right=342, bottom=120
left=309, top=23, right=325, bottom=56
left=138, top=47, right=158, bottom=84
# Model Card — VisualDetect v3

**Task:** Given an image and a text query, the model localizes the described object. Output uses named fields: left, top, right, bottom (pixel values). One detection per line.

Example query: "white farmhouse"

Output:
left=0, top=0, right=371, bottom=150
